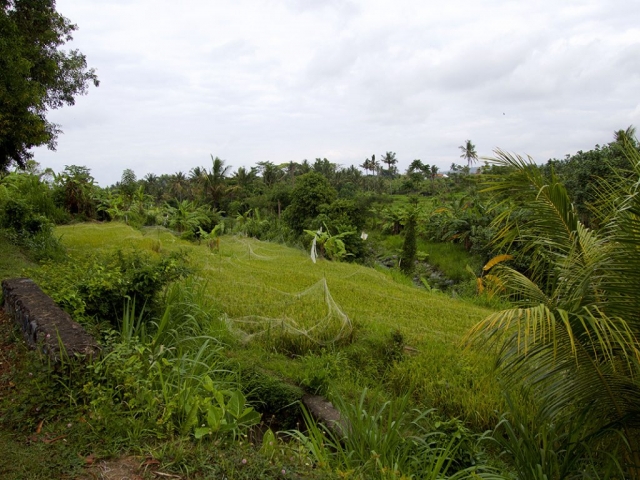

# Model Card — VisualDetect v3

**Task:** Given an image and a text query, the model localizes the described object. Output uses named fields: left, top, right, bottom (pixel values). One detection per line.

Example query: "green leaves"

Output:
left=0, top=1, right=98, bottom=170
left=304, top=224, right=355, bottom=262
left=192, top=381, right=261, bottom=440
left=472, top=142, right=640, bottom=475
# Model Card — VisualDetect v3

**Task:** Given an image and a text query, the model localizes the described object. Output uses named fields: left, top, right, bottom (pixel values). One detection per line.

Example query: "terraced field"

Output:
left=57, top=222, right=502, bottom=429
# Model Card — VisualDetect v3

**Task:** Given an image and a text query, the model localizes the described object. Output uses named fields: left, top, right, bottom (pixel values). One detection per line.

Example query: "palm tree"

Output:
left=459, top=140, right=478, bottom=168
left=614, top=125, right=637, bottom=146
left=55, top=165, right=97, bottom=217
left=299, top=159, right=312, bottom=175
left=164, top=200, right=210, bottom=233
left=430, top=164, right=439, bottom=191
left=470, top=142, right=640, bottom=476
left=408, top=159, right=424, bottom=174
left=203, top=156, right=231, bottom=208
left=360, top=157, right=372, bottom=175
left=170, top=171, right=188, bottom=202
left=257, top=161, right=282, bottom=187
left=381, top=151, right=398, bottom=175
left=232, top=166, right=257, bottom=191
left=286, top=161, right=297, bottom=184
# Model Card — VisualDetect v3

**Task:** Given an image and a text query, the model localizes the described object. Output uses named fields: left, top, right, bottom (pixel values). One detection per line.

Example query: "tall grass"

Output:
left=289, top=389, right=501, bottom=479
left=490, top=393, right=626, bottom=480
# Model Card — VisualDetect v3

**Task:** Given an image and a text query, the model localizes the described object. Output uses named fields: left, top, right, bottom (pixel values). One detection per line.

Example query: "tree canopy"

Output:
left=0, top=0, right=98, bottom=171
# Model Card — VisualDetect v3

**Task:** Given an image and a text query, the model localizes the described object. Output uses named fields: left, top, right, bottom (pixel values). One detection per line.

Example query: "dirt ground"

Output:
left=79, top=456, right=182, bottom=480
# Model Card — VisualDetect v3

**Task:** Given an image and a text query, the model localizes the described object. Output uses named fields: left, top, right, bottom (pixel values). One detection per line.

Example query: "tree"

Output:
left=170, top=171, right=188, bottom=202
left=459, top=140, right=478, bottom=168
left=471, top=142, right=640, bottom=475
left=203, top=155, right=231, bottom=208
left=232, top=166, right=257, bottom=191
left=360, top=157, right=372, bottom=175
left=257, top=161, right=282, bottom=187
left=371, top=154, right=378, bottom=175
left=313, top=158, right=338, bottom=181
left=381, top=151, right=398, bottom=175
left=0, top=0, right=99, bottom=171
left=614, top=125, right=637, bottom=145
left=54, top=165, right=96, bottom=217
left=400, top=207, right=418, bottom=275
left=283, top=172, right=337, bottom=233
left=119, top=168, right=137, bottom=203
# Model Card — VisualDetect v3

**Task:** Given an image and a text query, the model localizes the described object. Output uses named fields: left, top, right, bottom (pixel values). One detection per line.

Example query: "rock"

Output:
left=302, top=394, right=349, bottom=438
left=2, top=278, right=99, bottom=361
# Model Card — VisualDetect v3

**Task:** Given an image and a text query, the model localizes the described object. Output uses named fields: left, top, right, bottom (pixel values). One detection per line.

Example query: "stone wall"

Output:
left=2, top=278, right=99, bottom=361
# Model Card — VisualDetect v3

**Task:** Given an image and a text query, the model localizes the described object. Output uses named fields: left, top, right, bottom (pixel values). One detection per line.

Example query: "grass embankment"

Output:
left=0, top=234, right=36, bottom=280
left=57, top=222, right=501, bottom=429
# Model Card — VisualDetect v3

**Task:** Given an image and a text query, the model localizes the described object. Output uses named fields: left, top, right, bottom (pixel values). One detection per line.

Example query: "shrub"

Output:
left=32, top=249, right=191, bottom=324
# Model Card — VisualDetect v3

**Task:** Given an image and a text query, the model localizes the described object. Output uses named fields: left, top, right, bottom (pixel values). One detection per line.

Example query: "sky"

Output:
left=31, top=0, right=640, bottom=186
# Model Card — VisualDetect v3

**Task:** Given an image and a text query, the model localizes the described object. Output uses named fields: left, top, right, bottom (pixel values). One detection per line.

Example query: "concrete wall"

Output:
left=2, top=278, right=99, bottom=361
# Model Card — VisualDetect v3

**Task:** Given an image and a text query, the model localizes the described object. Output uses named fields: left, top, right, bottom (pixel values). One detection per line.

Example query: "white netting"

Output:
left=223, top=277, right=353, bottom=348
left=173, top=235, right=354, bottom=350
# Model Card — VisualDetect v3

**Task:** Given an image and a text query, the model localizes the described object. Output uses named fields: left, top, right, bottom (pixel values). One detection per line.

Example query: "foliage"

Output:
left=0, top=0, right=98, bottom=170
left=490, top=392, right=625, bottom=480
left=305, top=224, right=355, bottom=261
left=193, top=385, right=261, bottom=440
left=162, top=199, right=211, bottom=233
left=459, top=140, right=478, bottom=168
left=81, top=280, right=254, bottom=440
left=55, top=223, right=499, bottom=433
left=470, top=142, right=640, bottom=476
left=297, top=350, right=348, bottom=396
left=289, top=389, right=498, bottom=479
left=0, top=170, right=65, bottom=259
left=284, top=172, right=337, bottom=233
left=54, top=165, right=98, bottom=218
left=0, top=232, right=36, bottom=279
left=32, top=248, right=190, bottom=323
left=400, top=207, right=417, bottom=274
left=542, top=136, right=636, bottom=226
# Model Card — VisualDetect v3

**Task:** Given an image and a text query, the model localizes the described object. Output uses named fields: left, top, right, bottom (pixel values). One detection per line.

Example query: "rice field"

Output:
left=56, top=222, right=502, bottom=429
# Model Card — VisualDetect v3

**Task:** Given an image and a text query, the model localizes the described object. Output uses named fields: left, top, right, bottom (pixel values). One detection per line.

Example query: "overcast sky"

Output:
left=32, top=0, right=640, bottom=186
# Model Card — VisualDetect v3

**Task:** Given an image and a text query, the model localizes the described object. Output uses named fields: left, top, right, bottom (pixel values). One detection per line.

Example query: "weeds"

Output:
left=289, top=389, right=500, bottom=479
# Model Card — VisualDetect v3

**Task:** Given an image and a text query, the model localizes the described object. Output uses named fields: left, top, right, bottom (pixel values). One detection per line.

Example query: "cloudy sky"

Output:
left=32, top=0, right=640, bottom=186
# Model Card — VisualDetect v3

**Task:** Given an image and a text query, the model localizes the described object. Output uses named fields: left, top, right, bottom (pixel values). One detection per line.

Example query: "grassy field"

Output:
left=0, top=234, right=35, bottom=281
left=55, top=222, right=502, bottom=429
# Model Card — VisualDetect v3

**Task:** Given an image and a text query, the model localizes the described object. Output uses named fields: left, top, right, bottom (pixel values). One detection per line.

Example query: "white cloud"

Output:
left=31, top=0, right=640, bottom=185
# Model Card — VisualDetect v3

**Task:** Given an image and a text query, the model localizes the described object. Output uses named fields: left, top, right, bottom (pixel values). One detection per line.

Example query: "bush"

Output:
left=32, top=249, right=191, bottom=324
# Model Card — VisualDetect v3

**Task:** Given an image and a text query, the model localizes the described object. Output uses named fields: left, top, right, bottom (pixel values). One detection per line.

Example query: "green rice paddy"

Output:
left=57, top=222, right=502, bottom=429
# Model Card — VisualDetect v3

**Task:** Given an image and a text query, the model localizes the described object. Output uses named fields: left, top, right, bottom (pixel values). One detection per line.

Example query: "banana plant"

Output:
left=198, top=223, right=225, bottom=251
left=305, top=224, right=355, bottom=261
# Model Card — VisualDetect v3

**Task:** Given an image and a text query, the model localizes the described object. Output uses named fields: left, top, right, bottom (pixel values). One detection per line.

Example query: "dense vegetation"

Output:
left=1, top=129, right=640, bottom=478
left=0, top=0, right=99, bottom=171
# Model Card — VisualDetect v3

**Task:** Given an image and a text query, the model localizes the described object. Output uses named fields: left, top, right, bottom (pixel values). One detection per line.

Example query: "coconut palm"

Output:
left=408, top=159, right=424, bottom=175
left=257, top=161, right=282, bottom=187
left=470, top=142, right=640, bottom=475
left=459, top=140, right=478, bottom=168
left=232, top=166, right=257, bottom=191
left=371, top=154, right=379, bottom=175
left=360, top=157, right=372, bottom=175
left=614, top=125, right=637, bottom=145
left=170, top=171, right=188, bottom=202
left=381, top=151, right=398, bottom=175
left=203, top=156, right=231, bottom=208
